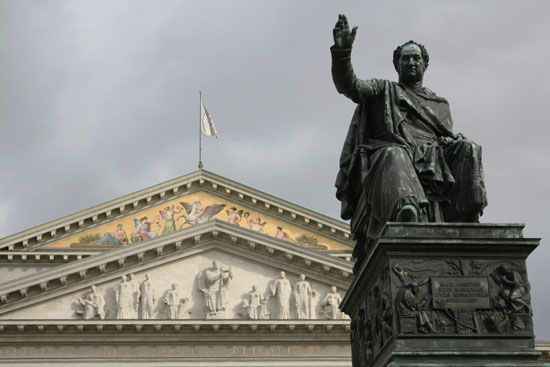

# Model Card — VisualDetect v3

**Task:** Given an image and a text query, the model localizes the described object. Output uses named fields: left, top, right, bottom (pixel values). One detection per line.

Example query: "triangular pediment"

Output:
left=0, top=221, right=352, bottom=321
left=0, top=170, right=352, bottom=255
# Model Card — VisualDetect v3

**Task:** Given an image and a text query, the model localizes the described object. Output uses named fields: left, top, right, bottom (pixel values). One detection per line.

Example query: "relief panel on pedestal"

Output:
left=389, top=259, right=532, bottom=336
left=350, top=264, right=393, bottom=367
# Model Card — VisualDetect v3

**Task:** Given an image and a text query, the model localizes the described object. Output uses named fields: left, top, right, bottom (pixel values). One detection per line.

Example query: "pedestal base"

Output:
left=341, top=223, right=543, bottom=367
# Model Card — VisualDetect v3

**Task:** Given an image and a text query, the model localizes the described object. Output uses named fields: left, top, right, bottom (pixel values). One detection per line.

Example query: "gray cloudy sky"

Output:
left=1, top=0, right=550, bottom=338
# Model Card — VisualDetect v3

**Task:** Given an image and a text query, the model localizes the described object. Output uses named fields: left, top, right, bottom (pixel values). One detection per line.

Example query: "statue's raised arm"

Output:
left=331, top=15, right=382, bottom=104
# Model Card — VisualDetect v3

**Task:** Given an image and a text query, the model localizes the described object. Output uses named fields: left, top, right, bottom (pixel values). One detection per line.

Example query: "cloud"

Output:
left=1, top=0, right=549, bottom=338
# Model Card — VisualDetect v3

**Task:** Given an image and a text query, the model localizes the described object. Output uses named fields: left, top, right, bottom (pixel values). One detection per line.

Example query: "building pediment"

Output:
left=0, top=221, right=352, bottom=321
left=0, top=170, right=352, bottom=254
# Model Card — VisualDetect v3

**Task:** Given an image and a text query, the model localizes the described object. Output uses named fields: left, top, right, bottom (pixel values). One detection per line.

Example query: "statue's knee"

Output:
left=380, top=145, right=408, bottom=159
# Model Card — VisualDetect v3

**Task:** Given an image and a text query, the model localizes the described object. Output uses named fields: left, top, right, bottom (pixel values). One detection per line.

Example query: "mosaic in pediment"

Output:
left=42, top=191, right=349, bottom=251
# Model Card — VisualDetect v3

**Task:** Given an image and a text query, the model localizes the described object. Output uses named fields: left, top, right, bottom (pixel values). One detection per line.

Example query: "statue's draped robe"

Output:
left=116, top=282, right=134, bottom=319
left=139, top=281, right=154, bottom=319
left=293, top=280, right=312, bottom=319
left=269, top=278, right=292, bottom=319
left=332, top=48, right=487, bottom=242
left=198, top=267, right=222, bottom=314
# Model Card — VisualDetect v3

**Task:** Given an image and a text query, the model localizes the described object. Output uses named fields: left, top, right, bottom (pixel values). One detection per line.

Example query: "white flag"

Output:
left=200, top=98, right=218, bottom=138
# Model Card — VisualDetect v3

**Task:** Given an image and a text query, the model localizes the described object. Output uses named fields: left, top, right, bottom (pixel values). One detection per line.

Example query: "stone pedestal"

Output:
left=340, top=223, right=542, bottom=367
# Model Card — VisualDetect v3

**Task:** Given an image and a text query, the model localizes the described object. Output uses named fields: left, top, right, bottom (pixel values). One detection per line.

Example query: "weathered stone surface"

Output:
left=341, top=223, right=542, bottom=367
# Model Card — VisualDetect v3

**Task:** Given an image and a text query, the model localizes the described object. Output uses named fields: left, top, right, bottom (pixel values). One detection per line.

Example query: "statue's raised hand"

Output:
left=333, top=14, right=358, bottom=49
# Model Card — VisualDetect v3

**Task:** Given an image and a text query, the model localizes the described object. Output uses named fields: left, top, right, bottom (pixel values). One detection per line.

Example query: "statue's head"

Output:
left=171, top=283, right=177, bottom=290
left=252, top=285, right=257, bottom=291
left=91, top=285, right=97, bottom=293
left=212, top=261, right=218, bottom=269
left=121, top=275, right=127, bottom=282
left=331, top=286, right=337, bottom=293
left=299, top=274, right=306, bottom=281
left=145, top=273, right=150, bottom=280
left=393, top=40, right=429, bottom=84
left=280, top=271, right=286, bottom=278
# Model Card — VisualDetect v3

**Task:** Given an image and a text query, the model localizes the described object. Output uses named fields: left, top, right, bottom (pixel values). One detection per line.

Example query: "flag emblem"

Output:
left=200, top=99, right=218, bottom=138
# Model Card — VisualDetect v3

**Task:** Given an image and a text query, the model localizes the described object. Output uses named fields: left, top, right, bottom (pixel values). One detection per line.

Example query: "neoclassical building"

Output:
left=0, top=169, right=548, bottom=366
left=0, top=170, right=355, bottom=366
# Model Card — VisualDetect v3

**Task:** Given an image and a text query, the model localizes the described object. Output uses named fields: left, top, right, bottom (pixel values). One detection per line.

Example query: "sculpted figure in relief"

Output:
left=197, top=261, right=233, bottom=316
left=77, top=285, right=105, bottom=320
left=247, top=285, right=263, bottom=319
left=217, top=265, right=233, bottom=311
left=269, top=271, right=292, bottom=319
left=293, top=274, right=316, bottom=319
left=259, top=294, right=270, bottom=319
left=239, top=298, right=250, bottom=319
left=393, top=265, right=434, bottom=333
left=128, top=273, right=140, bottom=318
left=322, top=286, right=343, bottom=320
left=139, top=273, right=155, bottom=319
left=115, top=275, right=135, bottom=319
left=163, top=283, right=187, bottom=319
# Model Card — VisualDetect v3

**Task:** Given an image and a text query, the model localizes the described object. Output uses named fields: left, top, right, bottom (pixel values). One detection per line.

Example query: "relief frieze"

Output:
left=389, top=259, right=532, bottom=336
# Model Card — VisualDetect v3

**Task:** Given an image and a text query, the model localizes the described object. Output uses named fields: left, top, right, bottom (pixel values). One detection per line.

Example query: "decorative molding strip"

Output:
left=0, top=319, right=351, bottom=335
left=0, top=251, right=98, bottom=264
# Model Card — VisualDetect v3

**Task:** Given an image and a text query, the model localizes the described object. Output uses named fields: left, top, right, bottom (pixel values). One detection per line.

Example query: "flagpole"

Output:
left=198, top=91, right=203, bottom=169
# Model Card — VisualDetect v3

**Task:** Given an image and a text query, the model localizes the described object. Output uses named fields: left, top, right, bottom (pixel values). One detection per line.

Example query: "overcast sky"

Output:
left=1, top=0, right=549, bottom=338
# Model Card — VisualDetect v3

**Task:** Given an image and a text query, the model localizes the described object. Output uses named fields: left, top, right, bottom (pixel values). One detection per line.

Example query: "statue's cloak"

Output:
left=335, top=80, right=455, bottom=221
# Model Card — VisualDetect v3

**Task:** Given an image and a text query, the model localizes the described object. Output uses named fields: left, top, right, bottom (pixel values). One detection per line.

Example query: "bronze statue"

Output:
left=331, top=15, right=487, bottom=272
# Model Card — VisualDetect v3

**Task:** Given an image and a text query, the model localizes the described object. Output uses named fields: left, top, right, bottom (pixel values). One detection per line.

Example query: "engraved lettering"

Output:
left=432, top=277, right=490, bottom=309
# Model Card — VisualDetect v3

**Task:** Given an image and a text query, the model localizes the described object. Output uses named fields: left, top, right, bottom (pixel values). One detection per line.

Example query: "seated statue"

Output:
left=331, top=15, right=487, bottom=273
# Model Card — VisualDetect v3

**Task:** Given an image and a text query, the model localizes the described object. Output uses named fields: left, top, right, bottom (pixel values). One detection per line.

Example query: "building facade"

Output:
left=0, top=170, right=355, bottom=366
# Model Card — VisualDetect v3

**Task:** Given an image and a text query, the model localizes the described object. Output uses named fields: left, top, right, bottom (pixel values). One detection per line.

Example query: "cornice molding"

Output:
left=0, top=319, right=351, bottom=335
left=0, top=251, right=99, bottom=265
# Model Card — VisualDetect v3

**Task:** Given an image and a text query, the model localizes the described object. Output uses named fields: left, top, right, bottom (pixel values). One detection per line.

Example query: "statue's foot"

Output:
left=396, top=205, right=418, bottom=222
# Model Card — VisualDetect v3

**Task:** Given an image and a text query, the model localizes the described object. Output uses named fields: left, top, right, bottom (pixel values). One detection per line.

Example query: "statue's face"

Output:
left=299, top=274, right=306, bottom=281
left=331, top=286, right=337, bottom=293
left=280, top=271, right=286, bottom=278
left=398, top=44, right=426, bottom=84
left=212, top=261, right=218, bottom=269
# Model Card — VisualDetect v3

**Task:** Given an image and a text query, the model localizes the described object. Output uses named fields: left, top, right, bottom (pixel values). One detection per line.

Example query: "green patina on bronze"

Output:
left=331, top=14, right=487, bottom=274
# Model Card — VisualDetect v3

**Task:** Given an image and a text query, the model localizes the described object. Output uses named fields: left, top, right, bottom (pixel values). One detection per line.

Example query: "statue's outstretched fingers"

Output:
left=342, top=15, right=349, bottom=29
